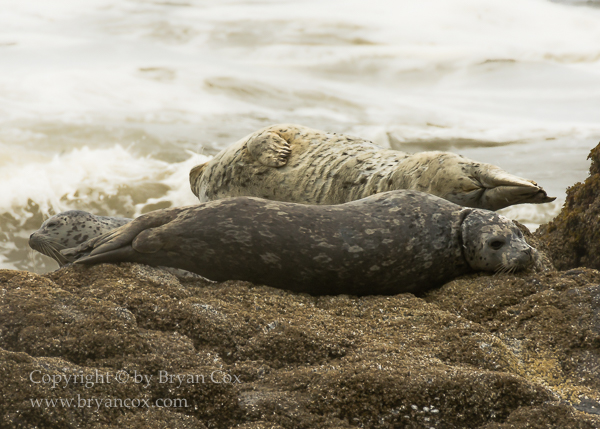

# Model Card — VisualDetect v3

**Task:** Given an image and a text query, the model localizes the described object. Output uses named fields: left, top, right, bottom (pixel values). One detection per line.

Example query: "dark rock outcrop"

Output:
left=536, top=143, right=600, bottom=270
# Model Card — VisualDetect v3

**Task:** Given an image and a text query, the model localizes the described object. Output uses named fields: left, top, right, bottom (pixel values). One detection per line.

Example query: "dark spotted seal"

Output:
left=29, top=210, right=131, bottom=266
left=190, top=124, right=555, bottom=211
left=62, top=191, right=535, bottom=296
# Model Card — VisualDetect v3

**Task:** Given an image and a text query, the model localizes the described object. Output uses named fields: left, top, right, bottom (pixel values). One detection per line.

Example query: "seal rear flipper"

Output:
left=87, top=208, right=183, bottom=256
left=60, top=247, right=89, bottom=262
left=475, top=164, right=538, bottom=189
left=471, top=164, right=556, bottom=209
left=74, top=245, right=138, bottom=265
left=480, top=185, right=556, bottom=211
left=246, top=131, right=291, bottom=167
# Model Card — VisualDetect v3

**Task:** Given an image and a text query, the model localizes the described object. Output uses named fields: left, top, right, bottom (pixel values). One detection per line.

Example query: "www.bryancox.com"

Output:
left=31, top=396, right=189, bottom=410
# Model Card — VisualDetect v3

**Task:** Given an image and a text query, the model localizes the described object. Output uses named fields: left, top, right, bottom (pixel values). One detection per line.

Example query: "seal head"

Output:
left=462, top=210, right=534, bottom=274
left=29, top=210, right=131, bottom=266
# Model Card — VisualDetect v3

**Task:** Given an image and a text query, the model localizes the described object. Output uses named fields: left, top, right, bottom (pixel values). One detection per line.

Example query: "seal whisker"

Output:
left=494, top=265, right=506, bottom=275
left=28, top=247, right=38, bottom=269
left=41, top=242, right=69, bottom=265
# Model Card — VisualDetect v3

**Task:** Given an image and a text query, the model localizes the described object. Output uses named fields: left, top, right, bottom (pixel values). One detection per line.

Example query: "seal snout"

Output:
left=493, top=238, right=535, bottom=274
left=517, top=243, right=535, bottom=265
left=29, top=232, right=41, bottom=250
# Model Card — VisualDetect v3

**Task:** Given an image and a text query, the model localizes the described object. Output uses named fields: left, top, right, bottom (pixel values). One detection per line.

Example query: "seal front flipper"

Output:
left=70, top=228, right=166, bottom=266
left=246, top=131, right=291, bottom=167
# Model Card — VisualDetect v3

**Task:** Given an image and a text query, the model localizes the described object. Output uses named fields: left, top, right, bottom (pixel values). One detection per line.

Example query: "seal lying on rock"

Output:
left=62, top=191, right=535, bottom=296
left=190, top=124, right=555, bottom=211
left=29, top=210, right=131, bottom=266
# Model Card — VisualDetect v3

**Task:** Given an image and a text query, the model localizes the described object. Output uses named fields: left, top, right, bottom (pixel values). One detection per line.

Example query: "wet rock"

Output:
left=535, top=142, right=600, bottom=270
left=1, top=263, right=599, bottom=428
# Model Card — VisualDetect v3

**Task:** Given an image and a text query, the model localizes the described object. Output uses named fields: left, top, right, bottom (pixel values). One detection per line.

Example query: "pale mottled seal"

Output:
left=62, top=191, right=534, bottom=296
left=29, top=210, right=131, bottom=266
left=190, top=124, right=555, bottom=211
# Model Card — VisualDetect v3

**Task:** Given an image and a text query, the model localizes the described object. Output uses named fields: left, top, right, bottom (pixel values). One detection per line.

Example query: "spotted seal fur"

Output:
left=29, top=210, right=131, bottom=266
left=62, top=191, right=535, bottom=296
left=190, top=124, right=555, bottom=211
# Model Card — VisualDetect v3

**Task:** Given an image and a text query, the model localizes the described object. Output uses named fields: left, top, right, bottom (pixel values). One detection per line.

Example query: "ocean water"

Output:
left=1, top=0, right=599, bottom=274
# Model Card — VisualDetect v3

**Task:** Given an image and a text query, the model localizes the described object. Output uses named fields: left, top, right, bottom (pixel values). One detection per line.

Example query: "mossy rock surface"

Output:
left=1, top=264, right=599, bottom=428
left=535, top=143, right=600, bottom=270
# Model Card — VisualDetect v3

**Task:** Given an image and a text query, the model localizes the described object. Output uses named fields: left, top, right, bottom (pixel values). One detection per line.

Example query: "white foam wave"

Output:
left=0, top=144, right=208, bottom=220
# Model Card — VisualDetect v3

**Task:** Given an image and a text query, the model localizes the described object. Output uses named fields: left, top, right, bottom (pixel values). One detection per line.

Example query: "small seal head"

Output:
left=462, top=210, right=534, bottom=274
left=29, top=210, right=131, bottom=266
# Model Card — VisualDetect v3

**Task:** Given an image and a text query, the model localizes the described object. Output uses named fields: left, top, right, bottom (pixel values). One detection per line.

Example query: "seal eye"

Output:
left=46, top=221, right=58, bottom=228
left=490, top=240, right=504, bottom=250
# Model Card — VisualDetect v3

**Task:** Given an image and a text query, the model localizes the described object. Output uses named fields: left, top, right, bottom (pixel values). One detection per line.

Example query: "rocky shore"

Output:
left=1, top=144, right=599, bottom=428
left=535, top=143, right=600, bottom=272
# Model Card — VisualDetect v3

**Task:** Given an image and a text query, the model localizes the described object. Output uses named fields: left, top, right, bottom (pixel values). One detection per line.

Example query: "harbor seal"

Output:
left=62, top=191, right=535, bottom=296
left=190, top=124, right=555, bottom=211
left=29, top=210, right=131, bottom=266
